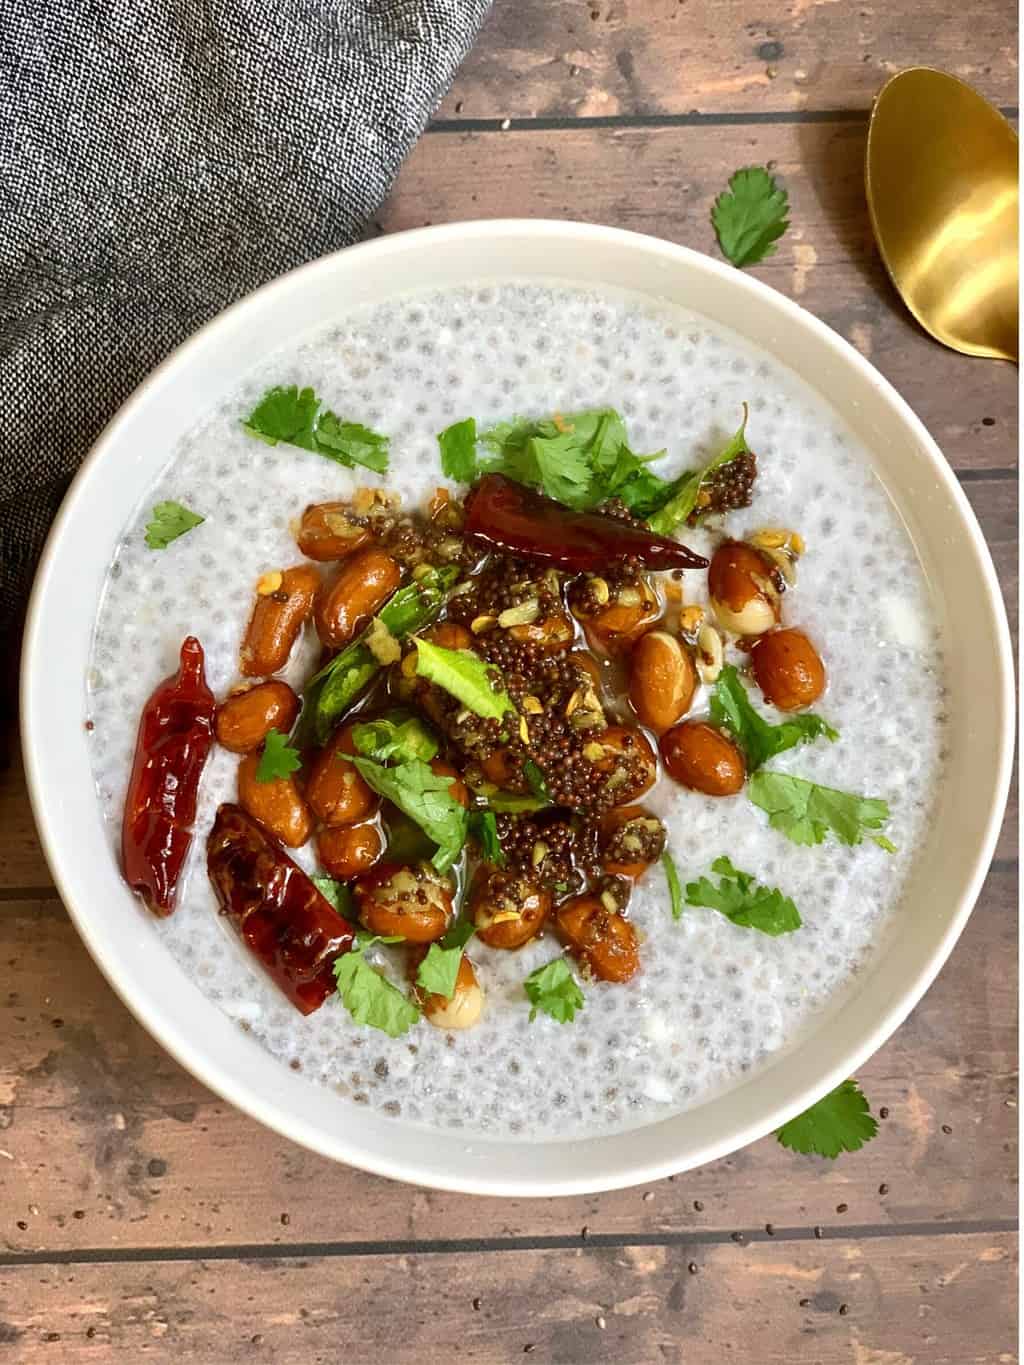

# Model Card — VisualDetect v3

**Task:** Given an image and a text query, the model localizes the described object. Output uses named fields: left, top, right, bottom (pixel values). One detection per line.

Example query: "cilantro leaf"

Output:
left=297, top=566, right=460, bottom=748
left=333, top=943, right=420, bottom=1037
left=712, top=167, right=790, bottom=269
left=243, top=385, right=320, bottom=447
left=438, top=417, right=480, bottom=482
left=775, top=1079, right=879, bottom=1158
left=524, top=958, right=585, bottom=1024
left=662, top=851, right=685, bottom=921
left=646, top=408, right=750, bottom=534
left=242, top=384, right=389, bottom=474
left=469, top=810, right=505, bottom=865
left=311, top=875, right=356, bottom=921
left=144, top=500, right=204, bottom=549
left=685, top=855, right=801, bottom=936
left=352, top=713, right=439, bottom=764
left=479, top=409, right=666, bottom=512
left=749, top=771, right=894, bottom=850
left=255, top=729, right=302, bottom=783
left=522, top=760, right=550, bottom=803
left=412, top=637, right=514, bottom=720
left=348, top=756, right=469, bottom=874
left=416, top=918, right=476, bottom=1000
left=710, top=665, right=838, bottom=771
left=615, top=465, right=675, bottom=518
left=315, top=415, right=389, bottom=474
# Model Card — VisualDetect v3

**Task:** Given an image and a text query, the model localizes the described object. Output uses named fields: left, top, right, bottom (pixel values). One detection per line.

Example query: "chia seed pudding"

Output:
left=86, top=281, right=946, bottom=1140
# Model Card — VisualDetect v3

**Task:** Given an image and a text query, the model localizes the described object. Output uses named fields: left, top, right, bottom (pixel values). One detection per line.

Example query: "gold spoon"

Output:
left=865, top=67, right=1018, bottom=362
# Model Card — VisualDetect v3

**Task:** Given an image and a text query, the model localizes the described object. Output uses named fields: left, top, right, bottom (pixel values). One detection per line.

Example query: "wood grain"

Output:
left=0, top=858, right=1013, bottom=1254
left=441, top=0, right=1016, bottom=119
left=0, top=1232, right=1015, bottom=1362
left=381, top=122, right=1018, bottom=475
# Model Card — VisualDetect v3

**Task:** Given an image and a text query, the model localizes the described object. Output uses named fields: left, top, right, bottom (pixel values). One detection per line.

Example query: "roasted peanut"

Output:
left=215, top=681, right=300, bottom=753
left=556, top=895, right=640, bottom=983
left=354, top=862, right=453, bottom=942
left=240, top=563, right=321, bottom=676
left=585, top=725, right=658, bottom=805
left=660, top=721, right=745, bottom=796
left=306, top=724, right=379, bottom=826
left=599, top=805, right=667, bottom=878
left=424, top=620, right=474, bottom=651
left=629, top=631, right=697, bottom=731
left=429, top=759, right=470, bottom=808
left=750, top=628, right=826, bottom=711
left=508, top=608, right=575, bottom=652
left=695, top=621, right=724, bottom=684
left=707, top=541, right=781, bottom=637
left=296, top=502, right=371, bottom=561
left=409, top=949, right=484, bottom=1030
left=313, top=548, right=402, bottom=650
left=316, top=821, right=384, bottom=880
left=237, top=751, right=313, bottom=848
left=577, top=578, right=662, bottom=656
left=470, top=867, right=551, bottom=949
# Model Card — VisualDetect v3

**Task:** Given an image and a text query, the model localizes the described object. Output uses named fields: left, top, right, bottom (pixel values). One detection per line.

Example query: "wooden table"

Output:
left=1, top=3, right=1017, bottom=1359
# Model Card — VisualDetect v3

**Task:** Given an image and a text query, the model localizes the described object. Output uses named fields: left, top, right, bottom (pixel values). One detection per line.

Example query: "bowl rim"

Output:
left=20, top=218, right=1015, bottom=1195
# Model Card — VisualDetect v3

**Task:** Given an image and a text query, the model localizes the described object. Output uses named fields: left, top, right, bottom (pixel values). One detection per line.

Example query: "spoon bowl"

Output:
left=866, top=68, right=1018, bottom=362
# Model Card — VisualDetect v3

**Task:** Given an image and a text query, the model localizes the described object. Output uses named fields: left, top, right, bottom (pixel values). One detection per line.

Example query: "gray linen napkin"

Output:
left=0, top=0, right=492, bottom=640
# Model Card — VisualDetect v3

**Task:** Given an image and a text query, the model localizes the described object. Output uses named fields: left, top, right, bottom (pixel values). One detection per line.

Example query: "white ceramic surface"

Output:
left=21, top=221, right=1014, bottom=1195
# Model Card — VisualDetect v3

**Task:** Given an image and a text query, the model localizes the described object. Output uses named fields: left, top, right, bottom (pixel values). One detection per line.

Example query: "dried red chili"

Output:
left=121, top=636, right=216, bottom=916
left=207, top=804, right=355, bottom=1014
left=463, top=473, right=708, bottom=573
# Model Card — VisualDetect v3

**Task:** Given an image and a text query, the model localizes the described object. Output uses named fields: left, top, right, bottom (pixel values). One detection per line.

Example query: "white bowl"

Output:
left=21, top=221, right=1014, bottom=1195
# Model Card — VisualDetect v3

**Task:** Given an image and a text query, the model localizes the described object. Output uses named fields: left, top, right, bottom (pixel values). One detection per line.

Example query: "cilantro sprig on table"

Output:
left=711, top=666, right=838, bottom=771
left=144, top=500, right=204, bottom=549
left=242, top=384, right=389, bottom=474
left=523, top=958, right=585, bottom=1024
left=776, top=1079, right=879, bottom=1158
left=685, top=856, right=801, bottom=936
left=749, top=771, right=895, bottom=851
left=712, top=167, right=790, bottom=269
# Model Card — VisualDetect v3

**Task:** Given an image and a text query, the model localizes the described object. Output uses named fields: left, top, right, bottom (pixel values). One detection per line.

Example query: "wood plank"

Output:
left=0, top=742, right=50, bottom=893
left=381, top=122, right=1018, bottom=475
left=0, top=859, right=1013, bottom=1253
left=0, top=1232, right=1015, bottom=1362
left=441, top=0, right=1016, bottom=119
left=964, top=476, right=1019, bottom=652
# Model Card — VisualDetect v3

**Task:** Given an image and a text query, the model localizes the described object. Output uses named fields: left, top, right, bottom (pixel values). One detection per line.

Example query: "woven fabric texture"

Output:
left=0, top=0, right=492, bottom=638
